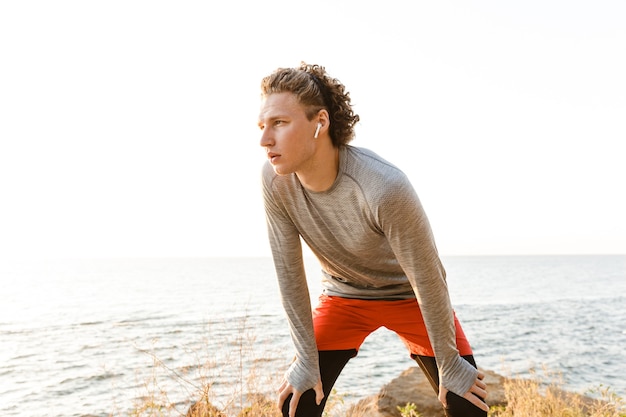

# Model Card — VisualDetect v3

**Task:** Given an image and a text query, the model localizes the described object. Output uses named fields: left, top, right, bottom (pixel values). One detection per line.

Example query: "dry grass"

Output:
left=126, top=351, right=625, bottom=417
left=121, top=321, right=624, bottom=417
left=489, top=368, right=625, bottom=417
left=122, top=314, right=287, bottom=417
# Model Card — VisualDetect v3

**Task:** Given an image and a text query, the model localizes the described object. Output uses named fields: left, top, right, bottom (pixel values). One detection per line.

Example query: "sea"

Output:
left=1, top=255, right=625, bottom=416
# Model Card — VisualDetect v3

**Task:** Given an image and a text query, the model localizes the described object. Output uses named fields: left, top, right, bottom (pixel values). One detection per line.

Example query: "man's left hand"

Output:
left=438, top=370, right=488, bottom=412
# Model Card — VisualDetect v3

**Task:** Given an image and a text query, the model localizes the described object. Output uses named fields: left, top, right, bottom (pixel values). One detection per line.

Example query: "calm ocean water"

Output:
left=1, top=255, right=625, bottom=416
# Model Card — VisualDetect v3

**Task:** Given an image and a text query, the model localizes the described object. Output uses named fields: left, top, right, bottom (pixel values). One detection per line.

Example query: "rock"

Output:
left=347, top=367, right=508, bottom=417
left=186, top=400, right=227, bottom=417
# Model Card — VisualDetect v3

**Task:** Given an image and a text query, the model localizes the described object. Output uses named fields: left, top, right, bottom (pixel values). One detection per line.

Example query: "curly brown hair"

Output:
left=260, top=62, right=360, bottom=147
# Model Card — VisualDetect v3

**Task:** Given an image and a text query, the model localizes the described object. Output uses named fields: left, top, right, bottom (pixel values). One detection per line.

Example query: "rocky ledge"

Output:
left=346, top=367, right=507, bottom=417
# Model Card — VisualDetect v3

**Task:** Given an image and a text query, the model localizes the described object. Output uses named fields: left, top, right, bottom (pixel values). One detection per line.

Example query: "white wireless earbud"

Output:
left=314, top=123, right=322, bottom=139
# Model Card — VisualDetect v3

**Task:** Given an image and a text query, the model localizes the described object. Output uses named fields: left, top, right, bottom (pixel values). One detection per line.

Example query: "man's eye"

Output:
left=274, top=120, right=284, bottom=126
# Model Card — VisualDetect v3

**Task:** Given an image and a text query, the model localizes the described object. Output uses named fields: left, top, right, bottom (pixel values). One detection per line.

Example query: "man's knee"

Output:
left=444, top=391, right=488, bottom=417
left=281, top=391, right=325, bottom=417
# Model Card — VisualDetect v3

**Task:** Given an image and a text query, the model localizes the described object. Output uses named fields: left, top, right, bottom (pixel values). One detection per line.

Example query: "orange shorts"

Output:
left=312, top=295, right=472, bottom=357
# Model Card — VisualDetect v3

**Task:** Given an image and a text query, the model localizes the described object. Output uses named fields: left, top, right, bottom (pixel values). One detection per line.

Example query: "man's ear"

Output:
left=316, top=109, right=330, bottom=132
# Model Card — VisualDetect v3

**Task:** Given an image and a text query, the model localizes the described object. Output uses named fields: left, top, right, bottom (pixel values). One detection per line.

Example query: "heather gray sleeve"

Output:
left=381, top=177, right=478, bottom=396
left=261, top=164, right=320, bottom=392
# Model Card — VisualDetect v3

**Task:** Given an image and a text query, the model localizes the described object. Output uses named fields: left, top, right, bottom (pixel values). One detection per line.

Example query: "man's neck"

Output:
left=296, top=145, right=340, bottom=192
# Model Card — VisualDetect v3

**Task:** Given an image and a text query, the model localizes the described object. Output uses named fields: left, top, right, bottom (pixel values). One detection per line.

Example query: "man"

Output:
left=258, top=62, right=488, bottom=417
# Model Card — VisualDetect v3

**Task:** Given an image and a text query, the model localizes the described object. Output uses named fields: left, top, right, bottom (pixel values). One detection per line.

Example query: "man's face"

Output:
left=258, top=92, right=318, bottom=176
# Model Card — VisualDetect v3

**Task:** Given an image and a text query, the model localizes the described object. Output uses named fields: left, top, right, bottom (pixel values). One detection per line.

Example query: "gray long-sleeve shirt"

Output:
left=261, top=145, right=478, bottom=397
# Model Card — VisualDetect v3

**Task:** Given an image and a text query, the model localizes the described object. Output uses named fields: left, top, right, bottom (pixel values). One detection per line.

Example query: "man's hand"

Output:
left=438, top=370, right=488, bottom=412
left=278, top=378, right=324, bottom=417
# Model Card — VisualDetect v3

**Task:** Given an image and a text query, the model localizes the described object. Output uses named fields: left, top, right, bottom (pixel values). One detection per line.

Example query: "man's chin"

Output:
left=272, top=165, right=291, bottom=176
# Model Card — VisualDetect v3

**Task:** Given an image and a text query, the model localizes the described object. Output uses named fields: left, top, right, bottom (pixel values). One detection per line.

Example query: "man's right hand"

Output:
left=278, top=378, right=324, bottom=417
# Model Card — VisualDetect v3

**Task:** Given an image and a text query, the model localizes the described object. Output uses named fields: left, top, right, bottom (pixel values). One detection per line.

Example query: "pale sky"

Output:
left=1, top=0, right=624, bottom=261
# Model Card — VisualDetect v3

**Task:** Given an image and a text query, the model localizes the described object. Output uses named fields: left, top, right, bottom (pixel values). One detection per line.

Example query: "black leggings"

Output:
left=281, top=350, right=487, bottom=417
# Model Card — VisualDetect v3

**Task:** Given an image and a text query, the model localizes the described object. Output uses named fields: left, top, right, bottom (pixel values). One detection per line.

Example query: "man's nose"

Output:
left=259, top=129, right=272, bottom=147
